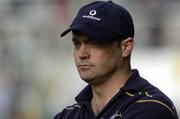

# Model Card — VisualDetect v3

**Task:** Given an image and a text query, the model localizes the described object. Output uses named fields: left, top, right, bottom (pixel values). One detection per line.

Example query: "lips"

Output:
left=78, top=63, right=93, bottom=70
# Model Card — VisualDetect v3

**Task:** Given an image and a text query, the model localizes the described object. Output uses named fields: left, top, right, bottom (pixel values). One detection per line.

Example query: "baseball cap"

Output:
left=60, top=1, right=134, bottom=41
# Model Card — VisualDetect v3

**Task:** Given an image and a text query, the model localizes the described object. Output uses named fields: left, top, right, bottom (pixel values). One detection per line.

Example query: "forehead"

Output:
left=72, top=30, right=117, bottom=46
left=72, top=31, right=89, bottom=42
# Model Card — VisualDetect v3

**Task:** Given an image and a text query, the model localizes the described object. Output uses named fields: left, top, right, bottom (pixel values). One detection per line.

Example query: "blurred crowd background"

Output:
left=0, top=0, right=180, bottom=119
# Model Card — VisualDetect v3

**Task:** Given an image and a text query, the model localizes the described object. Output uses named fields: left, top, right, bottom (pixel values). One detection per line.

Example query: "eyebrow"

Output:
left=72, top=37, right=89, bottom=43
left=72, top=38, right=77, bottom=42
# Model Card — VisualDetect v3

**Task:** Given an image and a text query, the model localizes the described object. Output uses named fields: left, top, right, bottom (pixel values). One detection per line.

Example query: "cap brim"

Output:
left=60, top=23, right=120, bottom=41
left=60, top=29, right=71, bottom=37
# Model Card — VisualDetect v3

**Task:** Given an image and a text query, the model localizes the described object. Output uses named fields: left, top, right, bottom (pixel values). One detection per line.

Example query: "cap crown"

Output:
left=71, top=1, right=134, bottom=38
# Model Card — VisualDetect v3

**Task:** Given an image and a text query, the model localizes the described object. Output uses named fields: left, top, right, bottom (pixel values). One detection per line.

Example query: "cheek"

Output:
left=92, top=50, right=119, bottom=68
left=73, top=52, right=78, bottom=65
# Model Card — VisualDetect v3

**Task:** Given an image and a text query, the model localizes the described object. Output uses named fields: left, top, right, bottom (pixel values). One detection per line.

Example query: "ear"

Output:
left=121, top=37, right=134, bottom=58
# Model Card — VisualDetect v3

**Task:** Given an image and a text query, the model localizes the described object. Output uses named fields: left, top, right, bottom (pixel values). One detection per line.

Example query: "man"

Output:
left=54, top=1, right=178, bottom=119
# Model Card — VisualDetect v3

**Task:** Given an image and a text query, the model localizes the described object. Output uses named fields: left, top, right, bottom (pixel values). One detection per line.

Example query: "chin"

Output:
left=80, top=75, right=95, bottom=83
left=82, top=77, right=103, bottom=86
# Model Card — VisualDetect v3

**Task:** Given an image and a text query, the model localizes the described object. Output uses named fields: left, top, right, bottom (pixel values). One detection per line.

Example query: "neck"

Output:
left=91, top=68, right=131, bottom=116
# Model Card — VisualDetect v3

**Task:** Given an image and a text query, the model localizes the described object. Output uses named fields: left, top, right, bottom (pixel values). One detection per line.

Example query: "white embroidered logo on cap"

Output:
left=89, top=10, right=96, bottom=16
left=82, top=10, right=101, bottom=21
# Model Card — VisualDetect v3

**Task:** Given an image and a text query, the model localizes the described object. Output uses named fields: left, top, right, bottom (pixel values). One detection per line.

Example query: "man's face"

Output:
left=72, top=32, right=124, bottom=85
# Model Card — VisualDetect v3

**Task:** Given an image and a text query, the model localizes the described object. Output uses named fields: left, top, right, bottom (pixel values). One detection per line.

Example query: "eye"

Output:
left=72, top=40, right=81, bottom=49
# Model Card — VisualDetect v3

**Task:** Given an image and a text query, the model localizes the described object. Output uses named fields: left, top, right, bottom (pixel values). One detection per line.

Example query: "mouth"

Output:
left=78, top=64, right=93, bottom=70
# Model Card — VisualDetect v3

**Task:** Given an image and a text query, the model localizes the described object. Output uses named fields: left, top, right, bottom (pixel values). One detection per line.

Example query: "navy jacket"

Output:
left=54, top=69, right=178, bottom=119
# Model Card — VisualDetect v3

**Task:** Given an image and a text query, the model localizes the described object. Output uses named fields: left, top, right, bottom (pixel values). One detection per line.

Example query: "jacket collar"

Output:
left=75, top=69, right=148, bottom=103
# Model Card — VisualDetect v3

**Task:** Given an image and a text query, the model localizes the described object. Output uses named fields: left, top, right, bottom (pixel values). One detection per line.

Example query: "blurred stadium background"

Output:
left=0, top=0, right=179, bottom=119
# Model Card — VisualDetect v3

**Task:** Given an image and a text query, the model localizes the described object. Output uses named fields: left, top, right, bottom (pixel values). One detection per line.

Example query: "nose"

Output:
left=78, top=44, right=90, bottom=60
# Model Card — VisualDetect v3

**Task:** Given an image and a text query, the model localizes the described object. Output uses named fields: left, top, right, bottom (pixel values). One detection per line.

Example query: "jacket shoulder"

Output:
left=123, top=88, right=178, bottom=119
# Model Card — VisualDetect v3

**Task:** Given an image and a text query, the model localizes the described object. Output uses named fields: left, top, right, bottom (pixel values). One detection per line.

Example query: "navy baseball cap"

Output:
left=60, top=1, right=134, bottom=41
